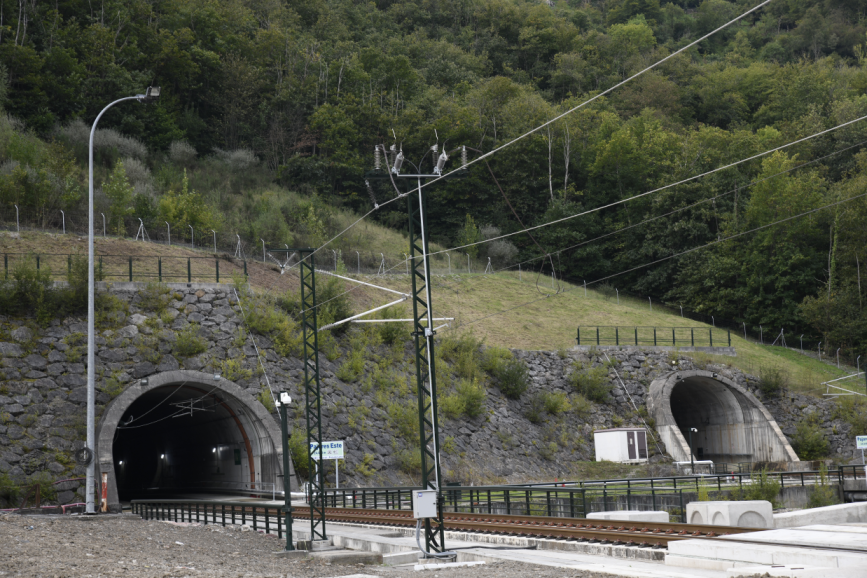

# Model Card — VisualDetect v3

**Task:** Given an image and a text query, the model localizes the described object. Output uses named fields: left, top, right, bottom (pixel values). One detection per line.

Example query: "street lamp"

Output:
left=689, top=428, right=698, bottom=474
left=87, top=86, right=160, bottom=515
left=275, top=391, right=295, bottom=552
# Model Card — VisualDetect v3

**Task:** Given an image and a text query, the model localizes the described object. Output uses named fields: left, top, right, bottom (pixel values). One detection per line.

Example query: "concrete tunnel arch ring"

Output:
left=95, top=370, right=290, bottom=511
left=647, top=369, right=798, bottom=465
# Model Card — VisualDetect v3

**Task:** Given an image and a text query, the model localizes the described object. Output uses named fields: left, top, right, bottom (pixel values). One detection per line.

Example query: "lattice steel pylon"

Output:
left=407, top=179, right=445, bottom=553
left=270, top=248, right=326, bottom=541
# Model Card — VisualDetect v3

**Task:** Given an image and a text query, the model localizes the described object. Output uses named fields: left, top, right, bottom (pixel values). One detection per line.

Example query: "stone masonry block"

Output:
left=587, top=510, right=670, bottom=523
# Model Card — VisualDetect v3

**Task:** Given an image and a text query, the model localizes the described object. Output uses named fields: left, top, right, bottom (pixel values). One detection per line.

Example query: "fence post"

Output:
left=680, top=490, right=685, bottom=523
left=187, top=258, right=191, bottom=283
left=67, top=255, right=71, bottom=278
left=4, top=254, right=6, bottom=280
left=158, top=257, right=162, bottom=282
left=672, top=328, right=675, bottom=346
left=728, top=330, right=731, bottom=347
left=635, top=327, right=638, bottom=345
left=654, top=328, right=657, bottom=346
left=710, top=329, right=713, bottom=347
left=216, top=259, right=219, bottom=283
left=128, top=257, right=132, bottom=281
left=596, top=327, right=600, bottom=345
left=691, top=328, right=694, bottom=347
left=615, top=327, right=619, bottom=345
left=36, top=255, right=40, bottom=270
left=577, top=328, right=580, bottom=345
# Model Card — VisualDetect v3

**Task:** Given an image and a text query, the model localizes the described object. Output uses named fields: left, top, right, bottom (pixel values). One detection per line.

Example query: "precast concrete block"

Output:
left=687, top=500, right=773, bottom=528
left=587, top=510, right=669, bottom=523
left=774, top=501, right=867, bottom=528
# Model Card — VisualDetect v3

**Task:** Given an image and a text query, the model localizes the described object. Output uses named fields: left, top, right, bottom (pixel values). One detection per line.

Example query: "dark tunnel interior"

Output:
left=112, top=385, right=261, bottom=501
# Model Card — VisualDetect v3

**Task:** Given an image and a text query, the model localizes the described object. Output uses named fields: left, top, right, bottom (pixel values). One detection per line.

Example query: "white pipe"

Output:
left=315, top=268, right=409, bottom=297
left=318, top=296, right=408, bottom=332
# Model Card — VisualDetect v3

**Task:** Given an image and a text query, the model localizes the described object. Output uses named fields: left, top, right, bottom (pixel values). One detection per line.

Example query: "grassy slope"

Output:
left=3, top=229, right=854, bottom=396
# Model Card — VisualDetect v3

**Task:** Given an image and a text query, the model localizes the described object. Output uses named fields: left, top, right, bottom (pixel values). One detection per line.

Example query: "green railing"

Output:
left=2, top=253, right=248, bottom=284
left=576, top=326, right=731, bottom=347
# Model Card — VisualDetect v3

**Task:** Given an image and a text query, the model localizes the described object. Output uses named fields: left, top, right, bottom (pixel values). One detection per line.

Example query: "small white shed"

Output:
left=594, top=428, right=649, bottom=463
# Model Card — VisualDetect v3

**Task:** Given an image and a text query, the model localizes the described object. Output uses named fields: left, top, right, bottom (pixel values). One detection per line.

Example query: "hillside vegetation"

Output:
left=1, top=0, right=866, bottom=363
left=1, top=230, right=854, bottom=396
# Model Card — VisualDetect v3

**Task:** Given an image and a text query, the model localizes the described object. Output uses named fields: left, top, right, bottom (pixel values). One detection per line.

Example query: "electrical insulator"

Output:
left=431, top=144, right=438, bottom=154
left=461, top=146, right=467, bottom=168
left=374, top=147, right=381, bottom=170
left=434, top=150, right=448, bottom=175
left=392, top=149, right=404, bottom=174
left=365, top=179, right=379, bottom=209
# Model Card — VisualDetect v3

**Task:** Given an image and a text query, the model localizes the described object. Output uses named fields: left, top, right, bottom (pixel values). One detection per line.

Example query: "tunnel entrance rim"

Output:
left=95, top=370, right=287, bottom=511
left=647, top=369, right=798, bottom=465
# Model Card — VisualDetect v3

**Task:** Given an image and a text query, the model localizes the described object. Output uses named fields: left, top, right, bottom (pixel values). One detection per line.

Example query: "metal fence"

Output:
left=576, top=326, right=731, bottom=347
left=1, top=252, right=248, bottom=284
left=131, top=499, right=288, bottom=538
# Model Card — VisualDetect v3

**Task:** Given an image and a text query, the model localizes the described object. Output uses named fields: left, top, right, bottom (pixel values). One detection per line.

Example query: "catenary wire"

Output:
left=447, top=191, right=867, bottom=331
left=472, top=137, right=867, bottom=276
left=257, top=0, right=774, bottom=272
left=430, top=112, right=867, bottom=258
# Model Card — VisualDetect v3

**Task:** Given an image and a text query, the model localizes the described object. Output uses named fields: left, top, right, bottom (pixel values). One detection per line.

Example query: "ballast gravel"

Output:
left=1, top=512, right=626, bottom=578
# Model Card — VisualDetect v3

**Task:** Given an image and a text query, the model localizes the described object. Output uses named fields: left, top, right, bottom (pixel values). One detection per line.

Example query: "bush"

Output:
left=220, top=358, right=253, bottom=382
left=288, top=429, right=310, bottom=480
left=482, top=347, right=529, bottom=400
left=0, top=471, right=19, bottom=506
left=597, top=283, right=616, bottom=300
left=525, top=393, right=545, bottom=424
left=336, top=349, right=365, bottom=382
left=808, top=464, right=840, bottom=508
left=169, top=140, right=198, bottom=166
left=396, top=447, right=421, bottom=474
left=442, top=378, right=486, bottom=418
left=730, top=469, right=781, bottom=507
left=758, top=367, right=787, bottom=397
left=542, top=391, right=571, bottom=415
left=174, top=324, right=208, bottom=357
left=24, top=472, right=57, bottom=504
left=387, top=400, right=419, bottom=440
left=378, top=305, right=408, bottom=346
left=834, top=397, right=867, bottom=436
left=139, top=282, right=171, bottom=314
left=569, top=363, right=612, bottom=402
left=792, top=421, right=829, bottom=460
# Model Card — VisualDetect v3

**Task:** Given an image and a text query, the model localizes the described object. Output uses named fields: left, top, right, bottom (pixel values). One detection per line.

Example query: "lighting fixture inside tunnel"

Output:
left=160, top=454, right=165, bottom=459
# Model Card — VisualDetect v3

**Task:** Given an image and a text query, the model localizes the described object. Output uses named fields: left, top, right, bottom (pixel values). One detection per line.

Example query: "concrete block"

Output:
left=272, top=549, right=310, bottom=559
left=587, top=510, right=669, bottom=523
left=414, top=561, right=485, bottom=571
left=687, top=500, right=773, bottom=528
left=308, top=550, right=383, bottom=565
left=382, top=550, right=422, bottom=566
left=774, top=501, right=867, bottom=528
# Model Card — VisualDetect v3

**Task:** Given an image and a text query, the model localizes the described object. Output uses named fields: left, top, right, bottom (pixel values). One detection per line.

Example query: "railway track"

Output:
left=292, top=506, right=760, bottom=548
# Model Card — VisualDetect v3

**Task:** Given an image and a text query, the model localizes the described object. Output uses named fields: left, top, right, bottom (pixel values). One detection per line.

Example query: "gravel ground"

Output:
left=0, top=513, right=634, bottom=578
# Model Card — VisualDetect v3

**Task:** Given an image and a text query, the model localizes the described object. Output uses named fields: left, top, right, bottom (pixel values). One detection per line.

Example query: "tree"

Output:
left=102, top=160, right=135, bottom=236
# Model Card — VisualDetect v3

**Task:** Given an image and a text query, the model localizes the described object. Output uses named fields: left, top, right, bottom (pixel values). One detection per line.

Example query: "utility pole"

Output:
left=366, top=141, right=466, bottom=554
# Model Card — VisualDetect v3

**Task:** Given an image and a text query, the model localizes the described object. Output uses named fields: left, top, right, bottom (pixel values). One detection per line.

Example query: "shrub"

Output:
left=481, top=347, right=529, bottom=400
left=257, top=389, right=275, bottom=412
left=215, top=147, right=258, bottom=171
left=25, top=471, right=57, bottom=504
left=525, top=393, right=545, bottom=424
left=0, top=471, right=20, bottom=506
left=792, top=421, right=829, bottom=460
left=355, top=454, right=376, bottom=477
left=378, top=305, right=408, bottom=346
left=834, top=397, right=867, bottom=436
left=808, top=464, right=840, bottom=508
left=174, top=324, right=208, bottom=357
left=456, top=378, right=486, bottom=417
left=100, top=374, right=125, bottom=398
left=387, top=400, right=419, bottom=440
left=539, top=441, right=558, bottom=461
left=570, top=363, right=612, bottom=402
left=169, top=140, right=198, bottom=166
left=336, top=349, right=365, bottom=382
left=758, top=367, right=787, bottom=397
left=396, top=448, right=421, bottom=475
left=542, top=391, right=571, bottom=415
left=597, top=283, right=616, bottom=300
left=288, top=429, right=310, bottom=480
left=139, top=282, right=171, bottom=313
left=573, top=394, right=593, bottom=418
left=220, top=358, right=253, bottom=382
left=244, top=293, right=302, bottom=357
left=730, top=469, right=781, bottom=507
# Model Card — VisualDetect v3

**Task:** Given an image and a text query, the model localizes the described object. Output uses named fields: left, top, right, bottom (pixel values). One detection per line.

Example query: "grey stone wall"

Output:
left=0, top=281, right=855, bottom=505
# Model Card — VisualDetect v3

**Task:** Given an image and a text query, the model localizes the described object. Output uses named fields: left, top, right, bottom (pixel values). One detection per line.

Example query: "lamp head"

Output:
left=138, top=86, right=161, bottom=102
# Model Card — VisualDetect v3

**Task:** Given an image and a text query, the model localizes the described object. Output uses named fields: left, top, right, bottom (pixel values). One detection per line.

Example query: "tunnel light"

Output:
left=160, top=454, right=165, bottom=459
left=676, top=374, right=681, bottom=380
left=712, top=372, right=718, bottom=378
left=119, top=460, right=123, bottom=465
left=212, top=448, right=216, bottom=453
left=214, top=374, right=221, bottom=381
left=690, top=428, right=698, bottom=433
left=141, top=378, right=148, bottom=386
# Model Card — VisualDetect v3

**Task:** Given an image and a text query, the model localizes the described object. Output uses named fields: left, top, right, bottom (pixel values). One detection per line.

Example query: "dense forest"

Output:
left=0, top=0, right=866, bottom=357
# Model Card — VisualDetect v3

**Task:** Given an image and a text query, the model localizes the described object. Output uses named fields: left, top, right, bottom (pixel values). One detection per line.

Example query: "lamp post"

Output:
left=87, top=86, right=160, bottom=515
left=689, top=427, right=698, bottom=474
left=276, top=391, right=295, bottom=552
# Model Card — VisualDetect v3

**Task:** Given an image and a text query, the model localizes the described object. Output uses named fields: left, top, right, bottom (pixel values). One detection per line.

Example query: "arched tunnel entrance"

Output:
left=648, top=370, right=798, bottom=465
left=96, top=370, right=290, bottom=510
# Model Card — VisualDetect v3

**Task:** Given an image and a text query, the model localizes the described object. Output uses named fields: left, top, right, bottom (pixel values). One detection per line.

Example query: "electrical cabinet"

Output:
left=413, top=490, right=437, bottom=519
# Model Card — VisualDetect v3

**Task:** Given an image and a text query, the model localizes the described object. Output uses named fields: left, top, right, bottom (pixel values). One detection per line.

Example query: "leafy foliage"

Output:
left=174, top=324, right=208, bottom=358
left=792, top=421, right=830, bottom=460
left=569, top=362, right=613, bottom=403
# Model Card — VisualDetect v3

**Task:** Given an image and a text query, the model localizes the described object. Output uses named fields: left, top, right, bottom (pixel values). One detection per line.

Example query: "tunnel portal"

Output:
left=648, top=370, right=798, bottom=465
left=96, top=370, right=288, bottom=510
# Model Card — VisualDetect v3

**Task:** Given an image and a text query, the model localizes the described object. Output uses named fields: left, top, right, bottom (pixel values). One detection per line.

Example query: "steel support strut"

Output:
left=299, top=251, right=327, bottom=541
left=408, top=182, right=445, bottom=553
